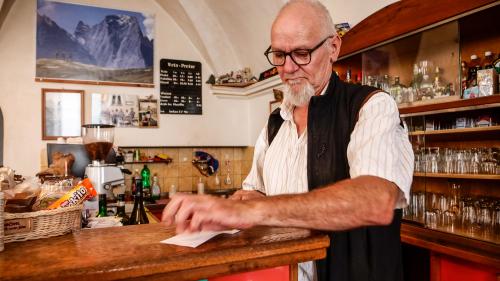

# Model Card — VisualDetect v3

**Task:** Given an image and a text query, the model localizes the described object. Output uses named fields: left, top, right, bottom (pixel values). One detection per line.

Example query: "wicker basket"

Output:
left=3, top=204, right=82, bottom=243
left=0, top=192, right=4, bottom=251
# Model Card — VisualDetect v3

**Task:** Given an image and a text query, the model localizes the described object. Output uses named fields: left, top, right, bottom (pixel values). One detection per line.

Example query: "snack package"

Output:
left=46, top=178, right=96, bottom=210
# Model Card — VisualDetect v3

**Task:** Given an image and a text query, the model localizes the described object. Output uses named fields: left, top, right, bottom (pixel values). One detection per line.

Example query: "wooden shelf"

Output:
left=401, top=222, right=500, bottom=269
left=413, top=172, right=500, bottom=180
left=338, top=0, right=497, bottom=58
left=399, top=95, right=500, bottom=116
left=123, top=159, right=172, bottom=165
left=409, top=126, right=500, bottom=136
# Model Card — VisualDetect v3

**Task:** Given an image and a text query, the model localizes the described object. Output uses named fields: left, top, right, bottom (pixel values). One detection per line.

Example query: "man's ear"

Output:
left=330, top=35, right=342, bottom=63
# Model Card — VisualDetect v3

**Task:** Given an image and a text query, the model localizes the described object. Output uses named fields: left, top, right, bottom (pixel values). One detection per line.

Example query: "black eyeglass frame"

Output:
left=264, top=35, right=334, bottom=66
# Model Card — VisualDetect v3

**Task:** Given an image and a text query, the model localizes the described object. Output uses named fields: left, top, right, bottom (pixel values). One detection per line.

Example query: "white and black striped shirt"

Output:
left=243, top=91, right=414, bottom=207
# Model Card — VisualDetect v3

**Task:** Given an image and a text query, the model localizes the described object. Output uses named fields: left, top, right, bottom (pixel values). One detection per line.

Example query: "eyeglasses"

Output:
left=264, top=35, right=334, bottom=66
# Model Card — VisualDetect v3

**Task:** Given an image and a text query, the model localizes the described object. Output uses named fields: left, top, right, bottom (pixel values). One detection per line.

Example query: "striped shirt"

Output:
left=243, top=92, right=413, bottom=207
left=242, top=91, right=414, bottom=281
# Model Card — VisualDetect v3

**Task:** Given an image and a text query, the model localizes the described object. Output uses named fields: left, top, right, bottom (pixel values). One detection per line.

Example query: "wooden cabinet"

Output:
left=335, top=0, right=500, bottom=280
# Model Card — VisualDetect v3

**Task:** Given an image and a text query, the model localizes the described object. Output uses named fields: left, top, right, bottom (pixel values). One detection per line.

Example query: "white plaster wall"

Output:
left=0, top=0, right=248, bottom=176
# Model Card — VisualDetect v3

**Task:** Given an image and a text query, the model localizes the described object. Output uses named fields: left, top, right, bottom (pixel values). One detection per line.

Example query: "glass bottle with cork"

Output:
left=151, top=175, right=161, bottom=201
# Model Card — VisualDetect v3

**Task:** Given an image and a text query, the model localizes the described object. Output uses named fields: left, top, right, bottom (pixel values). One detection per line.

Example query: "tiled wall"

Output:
left=122, top=147, right=254, bottom=194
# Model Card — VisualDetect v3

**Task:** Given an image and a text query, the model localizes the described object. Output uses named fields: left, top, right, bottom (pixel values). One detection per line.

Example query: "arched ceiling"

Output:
left=155, top=0, right=286, bottom=77
left=154, top=0, right=397, bottom=77
left=0, top=0, right=397, bottom=78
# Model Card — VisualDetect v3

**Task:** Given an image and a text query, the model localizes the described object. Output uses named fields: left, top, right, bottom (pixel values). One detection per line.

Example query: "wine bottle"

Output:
left=97, top=194, right=107, bottom=217
left=129, top=178, right=149, bottom=225
left=115, top=194, right=129, bottom=226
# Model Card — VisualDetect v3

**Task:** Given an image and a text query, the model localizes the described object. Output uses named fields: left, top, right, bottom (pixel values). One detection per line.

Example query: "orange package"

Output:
left=47, top=178, right=97, bottom=210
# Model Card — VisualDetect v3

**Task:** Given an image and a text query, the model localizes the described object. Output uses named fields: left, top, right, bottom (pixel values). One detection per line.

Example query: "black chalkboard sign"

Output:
left=160, top=59, right=202, bottom=114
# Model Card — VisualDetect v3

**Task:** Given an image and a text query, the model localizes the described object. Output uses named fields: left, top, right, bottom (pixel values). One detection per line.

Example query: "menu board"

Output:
left=160, top=59, right=202, bottom=114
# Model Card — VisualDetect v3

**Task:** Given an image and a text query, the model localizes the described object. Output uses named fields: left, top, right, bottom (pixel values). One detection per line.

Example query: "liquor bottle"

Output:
left=151, top=176, right=161, bottom=201
left=115, top=194, right=129, bottom=226
left=97, top=194, right=107, bottom=217
left=461, top=61, right=469, bottom=94
left=389, top=76, right=403, bottom=104
left=141, top=165, right=151, bottom=201
left=131, top=169, right=139, bottom=196
left=345, top=68, right=352, bottom=83
left=483, top=51, right=494, bottom=69
left=433, top=66, right=445, bottom=97
left=468, top=54, right=481, bottom=86
left=129, top=178, right=149, bottom=225
left=381, top=74, right=390, bottom=93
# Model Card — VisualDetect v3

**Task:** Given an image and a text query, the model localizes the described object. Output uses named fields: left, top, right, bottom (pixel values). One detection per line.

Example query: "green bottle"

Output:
left=141, top=165, right=151, bottom=201
left=97, top=194, right=107, bottom=217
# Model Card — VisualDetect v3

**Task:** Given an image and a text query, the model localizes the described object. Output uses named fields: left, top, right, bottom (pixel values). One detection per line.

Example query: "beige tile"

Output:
left=242, top=160, right=252, bottom=176
left=165, top=163, right=179, bottom=178
left=233, top=148, right=243, bottom=161
left=178, top=177, right=193, bottom=192
left=163, top=177, right=179, bottom=193
left=243, top=146, right=255, bottom=161
left=179, top=148, right=193, bottom=163
left=233, top=174, right=242, bottom=188
left=179, top=163, right=192, bottom=177
left=232, top=160, right=242, bottom=175
left=219, top=148, right=234, bottom=162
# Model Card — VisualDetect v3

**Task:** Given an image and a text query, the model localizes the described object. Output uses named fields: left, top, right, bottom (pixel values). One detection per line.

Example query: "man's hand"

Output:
left=230, top=190, right=265, bottom=200
left=161, top=193, right=258, bottom=233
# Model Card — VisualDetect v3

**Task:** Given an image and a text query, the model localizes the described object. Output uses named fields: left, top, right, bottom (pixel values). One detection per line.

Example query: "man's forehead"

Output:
left=271, top=5, right=322, bottom=47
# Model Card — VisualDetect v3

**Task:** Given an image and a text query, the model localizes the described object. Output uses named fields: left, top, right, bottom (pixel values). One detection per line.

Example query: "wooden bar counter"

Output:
left=0, top=224, right=329, bottom=281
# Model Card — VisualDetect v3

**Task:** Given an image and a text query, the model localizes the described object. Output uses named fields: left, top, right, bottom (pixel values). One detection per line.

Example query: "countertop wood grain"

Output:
left=0, top=224, right=329, bottom=281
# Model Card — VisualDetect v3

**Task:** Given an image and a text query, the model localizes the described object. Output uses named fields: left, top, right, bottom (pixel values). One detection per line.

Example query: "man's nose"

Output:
left=281, top=54, right=299, bottom=73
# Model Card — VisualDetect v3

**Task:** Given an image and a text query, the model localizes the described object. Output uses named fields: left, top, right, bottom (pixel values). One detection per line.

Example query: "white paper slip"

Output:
left=160, top=229, right=240, bottom=248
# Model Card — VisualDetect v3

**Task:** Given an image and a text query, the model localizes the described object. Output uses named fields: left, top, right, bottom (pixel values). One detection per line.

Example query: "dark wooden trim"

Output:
left=401, top=223, right=500, bottom=269
left=41, top=88, right=84, bottom=140
left=338, top=0, right=498, bottom=58
left=35, top=77, right=154, bottom=88
left=399, top=95, right=500, bottom=115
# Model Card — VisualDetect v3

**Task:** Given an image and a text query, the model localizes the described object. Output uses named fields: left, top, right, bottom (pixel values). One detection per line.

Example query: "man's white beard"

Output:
left=283, top=80, right=315, bottom=107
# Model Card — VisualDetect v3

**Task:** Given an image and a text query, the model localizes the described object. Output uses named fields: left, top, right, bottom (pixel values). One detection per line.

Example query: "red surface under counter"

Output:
left=439, top=255, right=497, bottom=281
left=210, top=266, right=289, bottom=281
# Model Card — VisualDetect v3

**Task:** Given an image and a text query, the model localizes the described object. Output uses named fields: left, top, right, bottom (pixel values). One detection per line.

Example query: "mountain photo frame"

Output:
left=36, top=0, right=154, bottom=87
left=42, top=88, right=84, bottom=140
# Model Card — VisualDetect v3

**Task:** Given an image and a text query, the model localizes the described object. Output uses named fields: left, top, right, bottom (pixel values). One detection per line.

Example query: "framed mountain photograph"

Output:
left=36, top=0, right=154, bottom=87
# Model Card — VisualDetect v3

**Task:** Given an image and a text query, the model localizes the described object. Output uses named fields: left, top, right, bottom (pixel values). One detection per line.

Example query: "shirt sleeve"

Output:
left=347, top=92, right=414, bottom=208
left=241, top=124, right=269, bottom=194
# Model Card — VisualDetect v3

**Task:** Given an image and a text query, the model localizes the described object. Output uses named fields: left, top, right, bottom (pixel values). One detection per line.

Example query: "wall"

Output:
left=0, top=0, right=249, bottom=176
left=0, top=0, right=398, bottom=176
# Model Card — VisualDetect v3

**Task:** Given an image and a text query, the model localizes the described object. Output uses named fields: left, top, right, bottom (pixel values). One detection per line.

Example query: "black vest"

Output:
left=268, top=73, right=403, bottom=281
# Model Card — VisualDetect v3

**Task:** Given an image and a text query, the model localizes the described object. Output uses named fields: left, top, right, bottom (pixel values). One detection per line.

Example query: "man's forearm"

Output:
left=250, top=175, right=400, bottom=231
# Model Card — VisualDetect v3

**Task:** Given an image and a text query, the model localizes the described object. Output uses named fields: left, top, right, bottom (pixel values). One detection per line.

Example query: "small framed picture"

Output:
left=138, top=98, right=159, bottom=127
left=42, top=88, right=84, bottom=140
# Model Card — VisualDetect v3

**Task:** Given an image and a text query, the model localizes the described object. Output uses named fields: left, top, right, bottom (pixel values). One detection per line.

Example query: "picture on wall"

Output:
left=36, top=0, right=154, bottom=86
left=138, top=99, right=159, bottom=127
left=91, top=93, right=139, bottom=127
left=42, top=88, right=84, bottom=140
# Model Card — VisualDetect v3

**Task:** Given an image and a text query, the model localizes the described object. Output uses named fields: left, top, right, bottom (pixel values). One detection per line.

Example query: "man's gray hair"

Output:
left=278, top=0, right=336, bottom=37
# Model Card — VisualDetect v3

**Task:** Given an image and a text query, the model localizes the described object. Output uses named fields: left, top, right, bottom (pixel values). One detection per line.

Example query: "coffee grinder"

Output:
left=82, top=124, right=125, bottom=214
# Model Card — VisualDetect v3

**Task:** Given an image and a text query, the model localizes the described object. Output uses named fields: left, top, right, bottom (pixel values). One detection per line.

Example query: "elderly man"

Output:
left=163, top=1, right=414, bottom=281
